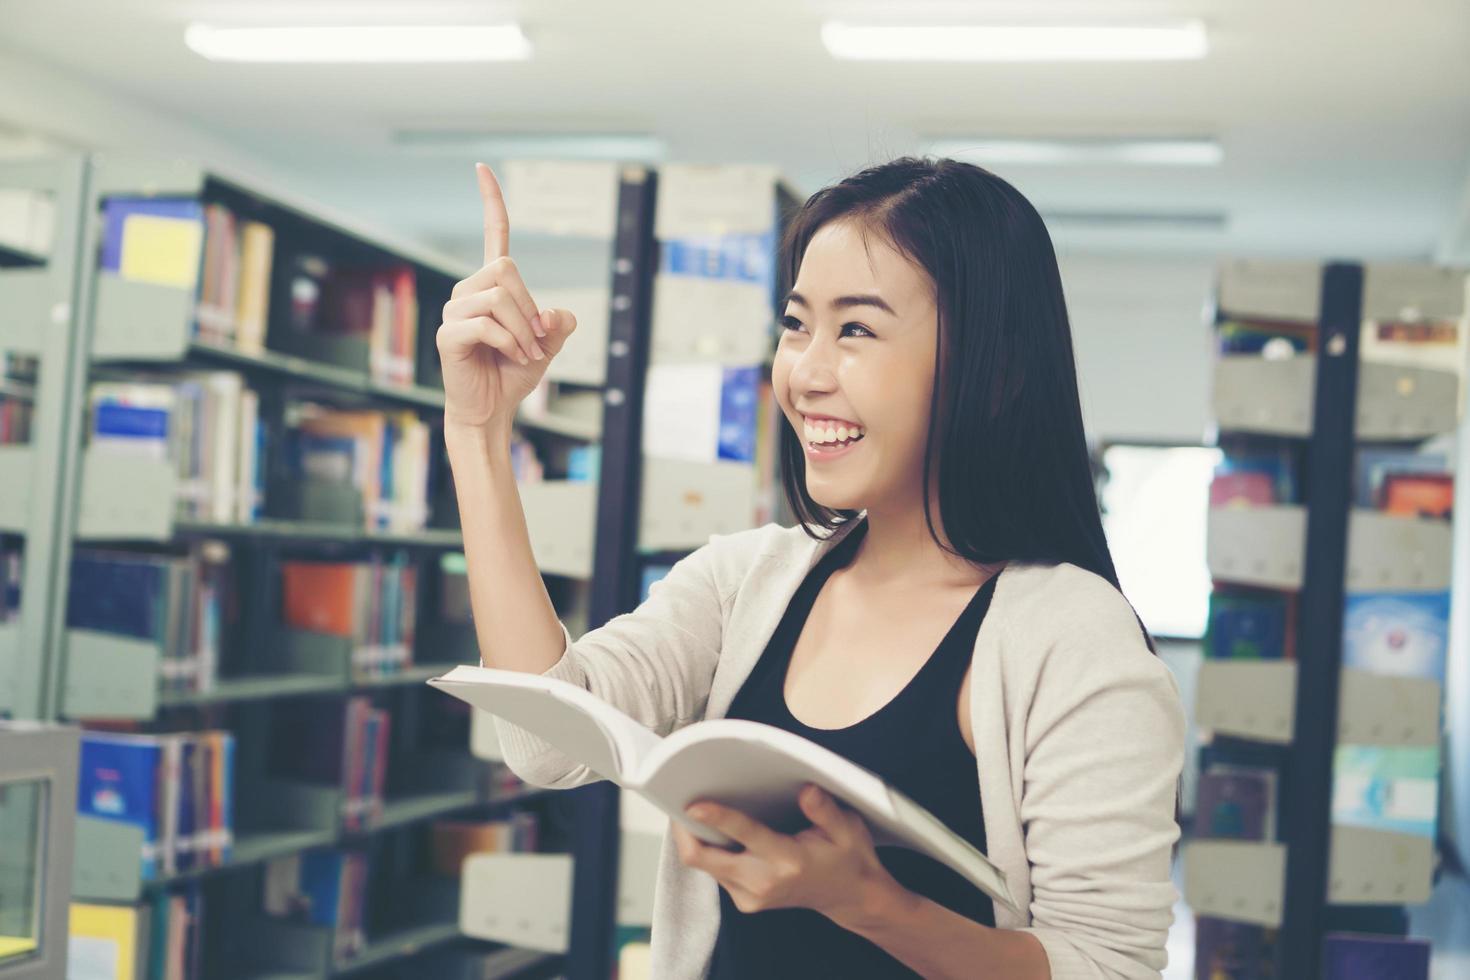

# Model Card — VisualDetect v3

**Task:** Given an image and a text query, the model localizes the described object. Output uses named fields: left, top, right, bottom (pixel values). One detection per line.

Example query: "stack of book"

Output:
left=279, top=253, right=420, bottom=385
left=77, top=731, right=236, bottom=880
left=87, top=374, right=266, bottom=524
left=100, top=196, right=274, bottom=354
left=66, top=545, right=236, bottom=695
left=284, top=403, right=431, bottom=531
left=280, top=555, right=418, bottom=680
left=268, top=696, right=390, bottom=833
left=1193, top=764, right=1281, bottom=977
left=0, top=389, right=31, bottom=444
left=0, top=543, right=18, bottom=622
left=429, top=811, right=540, bottom=876
left=263, top=848, right=370, bottom=963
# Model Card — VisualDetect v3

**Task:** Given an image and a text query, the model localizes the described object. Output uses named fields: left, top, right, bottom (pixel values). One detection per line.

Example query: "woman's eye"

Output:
left=777, top=315, right=872, bottom=338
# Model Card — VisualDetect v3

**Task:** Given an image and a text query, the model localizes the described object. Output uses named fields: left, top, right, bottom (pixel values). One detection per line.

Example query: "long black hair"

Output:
left=777, top=156, right=1152, bottom=648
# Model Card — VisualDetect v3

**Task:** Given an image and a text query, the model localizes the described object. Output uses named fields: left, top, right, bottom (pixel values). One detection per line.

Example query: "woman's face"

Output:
left=772, top=218, right=940, bottom=514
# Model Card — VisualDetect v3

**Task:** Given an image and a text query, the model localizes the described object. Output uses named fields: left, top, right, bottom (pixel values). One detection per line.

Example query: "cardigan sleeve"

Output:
left=490, top=530, right=742, bottom=789
left=1010, top=576, right=1186, bottom=980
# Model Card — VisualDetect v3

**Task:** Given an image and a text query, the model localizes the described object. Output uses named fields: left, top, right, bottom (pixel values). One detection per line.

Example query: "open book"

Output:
left=427, top=664, right=1017, bottom=915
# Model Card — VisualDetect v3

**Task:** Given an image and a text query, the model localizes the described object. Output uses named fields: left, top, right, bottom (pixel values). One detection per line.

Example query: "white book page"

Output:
left=635, top=719, right=1017, bottom=913
left=428, top=665, right=662, bottom=784
left=634, top=719, right=895, bottom=846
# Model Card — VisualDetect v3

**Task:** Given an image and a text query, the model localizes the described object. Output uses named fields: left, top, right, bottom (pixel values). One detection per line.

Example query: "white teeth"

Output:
left=803, top=420, right=864, bottom=446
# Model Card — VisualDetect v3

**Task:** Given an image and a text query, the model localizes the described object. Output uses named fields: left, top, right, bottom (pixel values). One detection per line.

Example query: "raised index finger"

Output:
left=475, top=162, right=509, bottom=263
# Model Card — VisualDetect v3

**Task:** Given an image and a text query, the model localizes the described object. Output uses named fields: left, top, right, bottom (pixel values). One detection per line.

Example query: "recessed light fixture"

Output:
left=821, top=21, right=1208, bottom=62
left=927, top=138, right=1223, bottom=166
left=391, top=130, right=667, bottom=162
left=184, top=23, right=533, bottom=63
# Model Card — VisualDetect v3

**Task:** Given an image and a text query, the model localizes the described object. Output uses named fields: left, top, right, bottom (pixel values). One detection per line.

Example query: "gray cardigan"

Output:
left=492, top=516, right=1186, bottom=979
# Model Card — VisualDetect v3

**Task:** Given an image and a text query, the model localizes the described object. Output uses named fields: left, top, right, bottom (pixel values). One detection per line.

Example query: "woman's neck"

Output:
left=845, top=502, right=998, bottom=591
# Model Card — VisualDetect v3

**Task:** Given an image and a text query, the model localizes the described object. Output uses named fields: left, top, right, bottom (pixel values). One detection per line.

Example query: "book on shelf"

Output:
left=642, top=362, right=761, bottom=465
left=1206, top=590, right=1293, bottom=660
left=280, top=554, right=418, bottom=679
left=69, top=902, right=152, bottom=980
left=100, top=196, right=274, bottom=353
left=1353, top=447, right=1447, bottom=510
left=263, top=848, right=369, bottom=963
left=278, top=255, right=420, bottom=386
left=430, top=812, right=540, bottom=876
left=267, top=696, right=389, bottom=830
left=285, top=404, right=431, bottom=531
left=1342, top=591, right=1449, bottom=682
left=87, top=374, right=266, bottom=523
left=1193, top=915, right=1279, bottom=980
left=67, top=544, right=236, bottom=694
left=1212, top=447, right=1298, bottom=505
left=0, top=388, right=32, bottom=444
left=1381, top=472, right=1453, bottom=519
left=1215, top=318, right=1315, bottom=355
left=1193, top=765, right=1276, bottom=841
left=1331, top=745, right=1439, bottom=840
left=100, top=197, right=206, bottom=292
left=1322, top=931, right=1430, bottom=980
left=427, top=665, right=1018, bottom=914
left=0, top=542, right=19, bottom=622
left=77, top=730, right=235, bottom=880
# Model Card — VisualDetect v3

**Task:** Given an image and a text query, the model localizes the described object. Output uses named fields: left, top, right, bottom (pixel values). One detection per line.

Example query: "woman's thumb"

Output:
left=537, top=308, right=578, bottom=353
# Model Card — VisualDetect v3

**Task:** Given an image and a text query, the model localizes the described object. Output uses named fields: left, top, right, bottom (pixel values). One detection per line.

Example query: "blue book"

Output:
left=297, top=850, right=350, bottom=927
left=67, top=553, right=170, bottom=643
left=99, top=197, right=206, bottom=283
left=659, top=228, right=777, bottom=292
left=78, top=734, right=165, bottom=880
left=1332, top=746, right=1440, bottom=839
left=1207, top=592, right=1288, bottom=659
left=1343, top=592, right=1449, bottom=682
left=1323, top=933, right=1430, bottom=979
left=717, top=366, right=760, bottom=463
left=568, top=445, right=601, bottom=483
left=176, top=737, right=197, bottom=873
left=218, top=732, right=236, bottom=864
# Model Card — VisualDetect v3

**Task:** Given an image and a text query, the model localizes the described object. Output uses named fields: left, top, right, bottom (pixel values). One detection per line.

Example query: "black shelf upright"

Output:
left=567, top=164, right=660, bottom=980
left=1279, top=262, right=1365, bottom=978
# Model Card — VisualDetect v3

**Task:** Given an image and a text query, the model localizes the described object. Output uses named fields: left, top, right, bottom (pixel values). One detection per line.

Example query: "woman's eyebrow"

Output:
left=785, top=290, right=898, bottom=317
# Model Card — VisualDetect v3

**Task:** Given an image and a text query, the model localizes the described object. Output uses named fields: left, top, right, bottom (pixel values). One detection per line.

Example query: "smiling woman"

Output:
left=477, top=156, right=1184, bottom=980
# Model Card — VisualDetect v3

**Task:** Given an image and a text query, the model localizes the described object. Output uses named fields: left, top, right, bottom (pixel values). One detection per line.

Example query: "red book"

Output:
left=1383, top=473, right=1453, bottom=519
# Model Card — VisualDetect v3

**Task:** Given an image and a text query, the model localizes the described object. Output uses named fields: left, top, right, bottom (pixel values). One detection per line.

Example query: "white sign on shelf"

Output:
left=655, top=164, right=779, bottom=239
left=1184, top=839, right=1287, bottom=927
left=502, top=160, right=620, bottom=239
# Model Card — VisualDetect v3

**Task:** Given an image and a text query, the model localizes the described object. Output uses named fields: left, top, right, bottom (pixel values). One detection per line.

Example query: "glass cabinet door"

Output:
left=0, top=778, right=46, bottom=967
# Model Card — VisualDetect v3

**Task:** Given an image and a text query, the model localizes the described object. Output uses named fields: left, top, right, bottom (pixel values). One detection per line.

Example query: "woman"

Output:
left=440, top=157, right=1185, bottom=979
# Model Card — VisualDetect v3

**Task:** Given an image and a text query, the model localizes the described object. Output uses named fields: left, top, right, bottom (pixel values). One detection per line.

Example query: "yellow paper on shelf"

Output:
left=119, top=213, right=203, bottom=289
left=69, top=903, right=140, bottom=980
left=0, top=935, right=38, bottom=959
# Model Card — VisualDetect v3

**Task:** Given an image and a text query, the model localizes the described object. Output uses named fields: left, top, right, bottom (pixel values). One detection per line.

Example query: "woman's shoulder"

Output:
left=992, top=560, right=1156, bottom=666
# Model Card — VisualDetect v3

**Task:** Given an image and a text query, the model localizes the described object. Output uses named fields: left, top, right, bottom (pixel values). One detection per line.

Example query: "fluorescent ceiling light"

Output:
left=928, top=138, right=1222, bottom=166
left=392, top=131, right=667, bottom=162
left=822, top=21, right=1208, bottom=62
left=184, top=23, right=532, bottom=63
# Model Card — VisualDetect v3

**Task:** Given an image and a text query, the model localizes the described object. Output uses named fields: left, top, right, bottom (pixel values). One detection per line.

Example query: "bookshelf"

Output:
left=0, top=152, right=612, bottom=980
left=1186, top=259, right=1465, bottom=976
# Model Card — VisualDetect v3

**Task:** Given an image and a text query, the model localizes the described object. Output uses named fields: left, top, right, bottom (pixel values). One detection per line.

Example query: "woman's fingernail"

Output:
left=531, top=344, right=545, bottom=360
left=531, top=314, right=545, bottom=337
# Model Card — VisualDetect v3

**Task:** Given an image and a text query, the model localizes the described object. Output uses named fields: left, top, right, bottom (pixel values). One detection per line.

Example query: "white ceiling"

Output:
left=2, top=0, right=1469, bottom=266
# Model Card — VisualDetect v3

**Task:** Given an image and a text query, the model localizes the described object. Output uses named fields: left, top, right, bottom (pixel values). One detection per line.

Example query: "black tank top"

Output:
left=709, top=516, right=999, bottom=979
